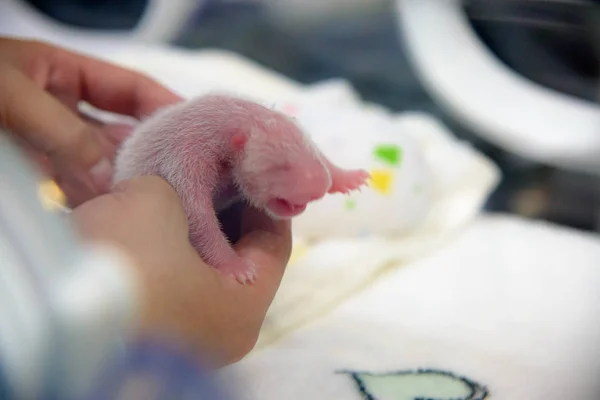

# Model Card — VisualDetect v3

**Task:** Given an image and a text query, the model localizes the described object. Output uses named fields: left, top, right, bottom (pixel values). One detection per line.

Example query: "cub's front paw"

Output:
left=217, top=257, right=258, bottom=285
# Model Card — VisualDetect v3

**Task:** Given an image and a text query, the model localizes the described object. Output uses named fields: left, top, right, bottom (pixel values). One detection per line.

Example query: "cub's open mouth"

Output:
left=267, top=197, right=307, bottom=217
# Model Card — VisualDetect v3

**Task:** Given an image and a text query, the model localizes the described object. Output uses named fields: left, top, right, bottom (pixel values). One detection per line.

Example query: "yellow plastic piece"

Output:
left=369, top=168, right=393, bottom=195
left=38, top=180, right=66, bottom=211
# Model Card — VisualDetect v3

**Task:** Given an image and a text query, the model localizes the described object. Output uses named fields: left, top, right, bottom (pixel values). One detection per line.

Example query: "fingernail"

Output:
left=89, top=158, right=113, bottom=191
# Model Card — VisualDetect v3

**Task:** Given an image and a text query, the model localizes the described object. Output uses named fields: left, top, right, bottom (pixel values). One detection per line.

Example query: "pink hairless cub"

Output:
left=113, top=94, right=369, bottom=284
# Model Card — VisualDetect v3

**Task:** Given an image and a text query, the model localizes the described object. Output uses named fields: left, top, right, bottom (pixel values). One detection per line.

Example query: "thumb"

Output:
left=232, top=206, right=292, bottom=303
left=0, top=63, right=112, bottom=190
left=73, top=175, right=188, bottom=248
left=112, top=175, right=180, bottom=202
left=111, top=176, right=188, bottom=228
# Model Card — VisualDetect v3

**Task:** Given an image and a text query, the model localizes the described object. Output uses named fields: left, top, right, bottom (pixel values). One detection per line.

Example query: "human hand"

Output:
left=0, top=37, right=181, bottom=207
left=72, top=176, right=292, bottom=366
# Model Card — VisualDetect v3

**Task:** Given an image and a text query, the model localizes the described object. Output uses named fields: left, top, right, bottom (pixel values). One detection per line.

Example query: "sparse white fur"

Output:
left=113, top=92, right=367, bottom=283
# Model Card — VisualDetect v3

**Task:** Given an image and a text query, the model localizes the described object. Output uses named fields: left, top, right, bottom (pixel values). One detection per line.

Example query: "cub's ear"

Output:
left=231, top=131, right=247, bottom=152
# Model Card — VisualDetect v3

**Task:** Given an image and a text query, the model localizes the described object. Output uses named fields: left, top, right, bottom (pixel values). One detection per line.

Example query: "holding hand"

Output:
left=0, top=37, right=180, bottom=206
left=0, top=37, right=293, bottom=365
left=74, top=176, right=292, bottom=365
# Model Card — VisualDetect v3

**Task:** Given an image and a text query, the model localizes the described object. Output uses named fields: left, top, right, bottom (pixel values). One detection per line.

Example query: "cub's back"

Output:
left=113, top=96, right=235, bottom=183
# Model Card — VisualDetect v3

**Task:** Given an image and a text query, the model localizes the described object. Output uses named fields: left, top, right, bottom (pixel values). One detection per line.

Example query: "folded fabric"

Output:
left=221, top=215, right=600, bottom=400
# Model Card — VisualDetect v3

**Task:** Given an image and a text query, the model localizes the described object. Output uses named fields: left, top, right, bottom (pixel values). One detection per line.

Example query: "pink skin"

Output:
left=113, top=94, right=369, bottom=284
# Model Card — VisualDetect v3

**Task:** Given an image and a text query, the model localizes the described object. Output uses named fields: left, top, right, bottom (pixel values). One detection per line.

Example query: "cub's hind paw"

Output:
left=328, top=169, right=370, bottom=195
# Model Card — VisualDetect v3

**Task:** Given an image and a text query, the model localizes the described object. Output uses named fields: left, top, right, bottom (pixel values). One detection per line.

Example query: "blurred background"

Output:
left=5, top=0, right=600, bottom=232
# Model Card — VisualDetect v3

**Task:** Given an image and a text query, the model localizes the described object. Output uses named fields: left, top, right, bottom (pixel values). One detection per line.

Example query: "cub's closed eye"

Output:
left=269, top=164, right=292, bottom=173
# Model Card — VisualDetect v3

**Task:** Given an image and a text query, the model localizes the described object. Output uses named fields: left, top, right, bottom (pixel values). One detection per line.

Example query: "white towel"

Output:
left=221, top=215, right=600, bottom=400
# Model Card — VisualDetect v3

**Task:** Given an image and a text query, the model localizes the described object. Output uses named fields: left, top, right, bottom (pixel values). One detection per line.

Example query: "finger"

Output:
left=97, top=123, right=134, bottom=148
left=12, top=120, right=116, bottom=207
left=78, top=109, right=134, bottom=144
left=14, top=134, right=99, bottom=208
left=239, top=206, right=292, bottom=270
left=34, top=40, right=181, bottom=118
left=13, top=138, right=56, bottom=178
left=240, top=205, right=291, bottom=238
left=79, top=112, right=134, bottom=161
left=110, top=175, right=188, bottom=229
left=76, top=57, right=182, bottom=119
left=56, top=170, right=97, bottom=208
left=0, top=63, right=112, bottom=190
left=233, top=207, right=292, bottom=301
left=0, top=38, right=182, bottom=119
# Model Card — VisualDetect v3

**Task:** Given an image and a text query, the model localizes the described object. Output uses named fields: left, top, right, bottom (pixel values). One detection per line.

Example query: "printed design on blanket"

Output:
left=368, top=143, right=403, bottom=197
left=344, top=143, right=404, bottom=209
left=339, top=368, right=489, bottom=400
left=344, top=198, right=358, bottom=210
left=374, top=144, right=403, bottom=167
left=368, top=169, right=394, bottom=196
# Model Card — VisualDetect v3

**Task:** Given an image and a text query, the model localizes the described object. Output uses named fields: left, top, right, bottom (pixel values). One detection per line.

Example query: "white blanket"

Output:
left=221, top=215, right=600, bottom=400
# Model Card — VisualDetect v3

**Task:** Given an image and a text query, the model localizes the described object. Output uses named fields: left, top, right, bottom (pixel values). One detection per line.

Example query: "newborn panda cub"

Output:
left=113, top=94, right=369, bottom=284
